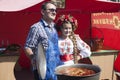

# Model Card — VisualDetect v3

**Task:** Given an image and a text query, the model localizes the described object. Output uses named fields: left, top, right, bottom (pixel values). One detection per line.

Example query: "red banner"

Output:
left=91, top=12, right=120, bottom=30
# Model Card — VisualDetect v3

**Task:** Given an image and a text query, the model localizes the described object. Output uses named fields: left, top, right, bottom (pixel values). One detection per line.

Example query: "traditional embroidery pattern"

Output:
left=59, top=38, right=73, bottom=55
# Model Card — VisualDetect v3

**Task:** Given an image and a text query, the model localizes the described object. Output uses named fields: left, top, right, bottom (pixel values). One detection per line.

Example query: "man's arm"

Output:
left=24, top=47, right=34, bottom=59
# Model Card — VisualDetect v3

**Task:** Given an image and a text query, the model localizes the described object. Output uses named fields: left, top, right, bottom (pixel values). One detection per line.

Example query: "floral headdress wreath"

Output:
left=56, top=14, right=78, bottom=31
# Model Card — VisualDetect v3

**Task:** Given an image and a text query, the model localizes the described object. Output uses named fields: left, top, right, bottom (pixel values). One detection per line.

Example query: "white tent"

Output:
left=0, top=0, right=44, bottom=11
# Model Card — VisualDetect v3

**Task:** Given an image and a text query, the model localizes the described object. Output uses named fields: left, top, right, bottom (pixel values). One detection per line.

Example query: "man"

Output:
left=24, top=1, right=62, bottom=80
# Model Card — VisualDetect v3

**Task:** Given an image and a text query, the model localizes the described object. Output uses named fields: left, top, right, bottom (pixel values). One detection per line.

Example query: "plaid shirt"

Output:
left=25, top=19, right=55, bottom=70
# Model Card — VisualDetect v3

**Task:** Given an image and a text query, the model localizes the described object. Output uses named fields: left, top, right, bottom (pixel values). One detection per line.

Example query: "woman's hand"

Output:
left=77, top=55, right=82, bottom=60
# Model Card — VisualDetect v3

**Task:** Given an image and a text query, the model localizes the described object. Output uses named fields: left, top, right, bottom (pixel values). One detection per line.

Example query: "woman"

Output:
left=56, top=14, right=92, bottom=65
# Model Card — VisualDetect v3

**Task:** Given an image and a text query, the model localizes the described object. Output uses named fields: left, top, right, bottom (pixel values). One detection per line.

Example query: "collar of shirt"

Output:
left=41, top=19, right=55, bottom=28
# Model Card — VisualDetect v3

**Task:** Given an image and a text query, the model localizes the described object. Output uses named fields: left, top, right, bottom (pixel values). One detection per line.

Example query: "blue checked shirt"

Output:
left=24, top=19, right=54, bottom=69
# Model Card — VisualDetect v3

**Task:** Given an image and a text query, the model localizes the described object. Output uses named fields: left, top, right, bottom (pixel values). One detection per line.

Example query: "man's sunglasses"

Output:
left=45, top=8, right=57, bottom=13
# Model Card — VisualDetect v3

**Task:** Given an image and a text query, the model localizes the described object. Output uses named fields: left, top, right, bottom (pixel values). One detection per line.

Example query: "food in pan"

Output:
left=57, top=67, right=95, bottom=76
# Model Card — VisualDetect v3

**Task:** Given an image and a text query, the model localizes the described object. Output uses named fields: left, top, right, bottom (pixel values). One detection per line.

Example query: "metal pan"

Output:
left=36, top=43, right=46, bottom=80
left=55, top=64, right=101, bottom=80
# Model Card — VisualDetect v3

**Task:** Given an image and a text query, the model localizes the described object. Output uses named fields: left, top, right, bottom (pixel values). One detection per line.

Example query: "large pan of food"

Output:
left=55, top=64, right=101, bottom=80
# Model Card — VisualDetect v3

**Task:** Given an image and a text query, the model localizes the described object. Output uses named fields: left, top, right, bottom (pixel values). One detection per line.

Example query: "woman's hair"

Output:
left=55, top=14, right=78, bottom=32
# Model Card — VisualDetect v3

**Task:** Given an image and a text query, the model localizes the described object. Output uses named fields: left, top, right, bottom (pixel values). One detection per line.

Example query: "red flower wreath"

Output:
left=56, top=14, right=78, bottom=31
